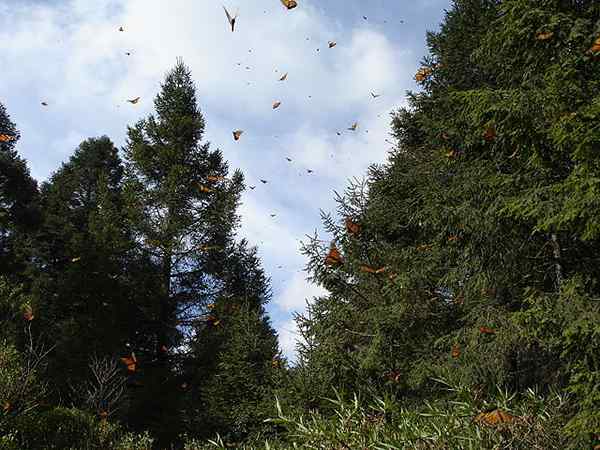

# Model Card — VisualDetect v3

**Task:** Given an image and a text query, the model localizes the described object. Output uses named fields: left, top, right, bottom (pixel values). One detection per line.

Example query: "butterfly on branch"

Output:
left=325, top=243, right=343, bottom=266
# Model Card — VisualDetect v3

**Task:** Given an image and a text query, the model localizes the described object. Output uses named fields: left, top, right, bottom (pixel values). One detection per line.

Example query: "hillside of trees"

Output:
left=1, top=1, right=600, bottom=449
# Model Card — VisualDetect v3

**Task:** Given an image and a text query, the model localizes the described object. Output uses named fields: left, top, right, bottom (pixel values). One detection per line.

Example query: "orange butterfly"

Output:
left=415, top=67, right=433, bottom=82
left=272, top=101, right=282, bottom=109
left=0, top=134, right=16, bottom=142
left=347, top=122, right=358, bottom=131
left=451, top=344, right=461, bottom=358
left=483, top=125, right=496, bottom=142
left=590, top=36, right=600, bottom=53
left=474, top=409, right=515, bottom=427
left=280, top=0, right=297, bottom=9
left=99, top=410, right=108, bottom=421
left=445, top=149, right=458, bottom=159
left=272, top=358, right=281, bottom=368
left=360, top=265, right=387, bottom=274
left=416, top=244, right=433, bottom=252
left=198, top=185, right=213, bottom=193
left=233, top=130, right=243, bottom=141
left=207, top=175, right=226, bottom=182
left=160, top=345, right=168, bottom=353
left=479, top=326, right=495, bottom=335
left=388, top=272, right=398, bottom=281
left=447, top=235, right=459, bottom=242
left=385, top=370, right=401, bottom=383
left=2, top=402, right=10, bottom=412
left=120, top=353, right=137, bottom=374
left=345, top=217, right=361, bottom=236
left=71, top=257, right=81, bottom=263
left=535, top=31, right=554, bottom=41
left=325, top=244, right=343, bottom=266
left=22, top=305, right=34, bottom=321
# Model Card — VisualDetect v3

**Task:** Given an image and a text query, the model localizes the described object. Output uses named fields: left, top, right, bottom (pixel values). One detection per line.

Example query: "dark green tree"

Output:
left=295, top=0, right=600, bottom=444
left=0, top=101, right=39, bottom=280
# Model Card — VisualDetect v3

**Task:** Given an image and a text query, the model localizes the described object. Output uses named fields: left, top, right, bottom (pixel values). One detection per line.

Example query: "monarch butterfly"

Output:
left=99, top=410, right=108, bottom=420
left=535, top=31, right=554, bottom=41
left=279, top=72, right=288, bottom=81
left=325, top=244, right=343, bottom=266
left=160, top=345, right=168, bottom=353
left=483, top=125, right=496, bottom=142
left=120, top=353, right=137, bottom=373
left=233, top=130, right=243, bottom=141
left=590, top=36, right=600, bottom=53
left=360, top=265, right=386, bottom=274
left=416, top=244, right=433, bottom=252
left=0, top=134, right=16, bottom=142
left=272, top=358, right=280, bottom=368
left=451, top=344, right=461, bottom=358
left=479, top=326, right=495, bottom=335
left=260, top=179, right=268, bottom=184
left=447, top=235, right=459, bottom=242
left=474, top=409, right=514, bottom=426
left=198, top=184, right=213, bottom=193
left=385, top=370, right=401, bottom=383
left=207, top=175, right=226, bottom=182
left=328, top=41, right=337, bottom=48
left=207, top=315, right=221, bottom=327
left=272, top=101, right=281, bottom=109
left=371, top=92, right=381, bottom=99
left=207, top=303, right=215, bottom=310
left=22, top=304, right=34, bottom=321
left=280, top=0, right=297, bottom=9
left=118, top=26, right=124, bottom=32
left=388, top=272, right=398, bottom=281
left=415, top=67, right=433, bottom=82
left=223, top=6, right=238, bottom=32
left=127, top=97, right=140, bottom=104
left=348, top=122, right=358, bottom=131
left=445, top=149, right=458, bottom=159
left=3, top=402, right=10, bottom=412
left=345, top=217, right=361, bottom=236
left=71, top=257, right=81, bottom=263
left=41, top=102, right=48, bottom=106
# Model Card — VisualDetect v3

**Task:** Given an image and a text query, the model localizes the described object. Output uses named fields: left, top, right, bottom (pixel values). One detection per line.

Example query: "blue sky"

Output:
left=0, top=0, right=452, bottom=360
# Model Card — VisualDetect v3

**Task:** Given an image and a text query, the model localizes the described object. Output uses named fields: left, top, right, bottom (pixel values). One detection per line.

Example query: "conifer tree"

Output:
left=295, top=0, right=600, bottom=440
left=0, top=101, right=39, bottom=279
left=122, top=58, right=247, bottom=444
left=32, top=136, right=149, bottom=409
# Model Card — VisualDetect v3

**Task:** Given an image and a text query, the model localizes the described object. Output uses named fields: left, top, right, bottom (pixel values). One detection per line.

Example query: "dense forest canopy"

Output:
left=2, top=1, right=600, bottom=449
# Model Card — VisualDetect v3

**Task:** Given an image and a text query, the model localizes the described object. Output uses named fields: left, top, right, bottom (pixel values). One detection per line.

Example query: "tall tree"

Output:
left=0, top=101, right=39, bottom=280
left=122, top=58, right=247, bottom=444
left=32, top=136, right=147, bottom=411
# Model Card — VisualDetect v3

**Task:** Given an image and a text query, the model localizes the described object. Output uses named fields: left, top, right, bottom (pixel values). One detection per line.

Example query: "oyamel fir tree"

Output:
left=0, top=101, right=39, bottom=280
left=31, top=136, right=152, bottom=412
left=123, top=59, right=281, bottom=444
left=295, top=0, right=600, bottom=445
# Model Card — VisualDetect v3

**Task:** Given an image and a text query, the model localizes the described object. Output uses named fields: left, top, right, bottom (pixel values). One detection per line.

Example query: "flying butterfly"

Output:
left=279, top=72, right=288, bottom=81
left=348, top=122, right=358, bottom=131
left=127, top=97, right=140, bottom=104
left=41, top=102, right=48, bottom=106
left=307, top=169, right=314, bottom=174
left=325, top=243, right=344, bottom=266
left=328, top=41, right=337, bottom=48
left=223, top=5, right=239, bottom=32
left=260, top=179, right=268, bottom=184
left=232, top=130, right=243, bottom=141
left=285, top=157, right=292, bottom=162
left=474, top=409, right=515, bottom=427
left=120, top=353, right=137, bottom=374
left=249, top=185, right=256, bottom=190
left=280, top=0, right=297, bottom=9
left=272, top=101, right=282, bottom=109
left=345, top=217, right=361, bottom=236
left=118, top=26, right=124, bottom=32
left=370, top=92, right=381, bottom=99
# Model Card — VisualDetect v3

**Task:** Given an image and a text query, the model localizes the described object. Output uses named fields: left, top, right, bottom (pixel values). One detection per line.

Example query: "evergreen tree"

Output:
left=185, top=241, right=282, bottom=443
left=295, top=0, right=600, bottom=442
left=0, top=101, right=39, bottom=280
left=32, top=136, right=148, bottom=411
left=122, top=58, right=248, bottom=445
